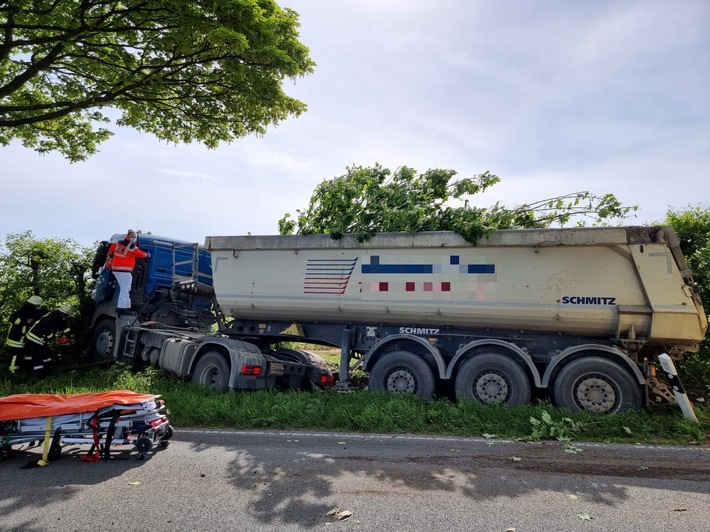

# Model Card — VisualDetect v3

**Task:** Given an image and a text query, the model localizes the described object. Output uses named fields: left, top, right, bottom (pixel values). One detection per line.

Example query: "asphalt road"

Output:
left=1, top=429, right=709, bottom=532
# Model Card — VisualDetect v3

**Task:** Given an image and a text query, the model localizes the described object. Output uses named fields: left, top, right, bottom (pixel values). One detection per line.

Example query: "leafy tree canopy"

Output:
left=0, top=230, right=94, bottom=362
left=0, top=0, right=314, bottom=161
left=0, top=230, right=92, bottom=322
left=665, top=205, right=709, bottom=308
left=663, top=205, right=710, bottom=389
left=278, top=164, right=637, bottom=243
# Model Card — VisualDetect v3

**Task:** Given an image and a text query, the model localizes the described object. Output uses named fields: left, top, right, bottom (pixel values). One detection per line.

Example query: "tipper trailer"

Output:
left=205, top=226, right=707, bottom=414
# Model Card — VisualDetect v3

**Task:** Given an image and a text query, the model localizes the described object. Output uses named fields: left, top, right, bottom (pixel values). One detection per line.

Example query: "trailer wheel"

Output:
left=369, top=351, right=435, bottom=399
left=553, top=357, right=641, bottom=414
left=193, top=351, right=230, bottom=392
left=455, top=354, right=531, bottom=405
left=91, top=318, right=116, bottom=363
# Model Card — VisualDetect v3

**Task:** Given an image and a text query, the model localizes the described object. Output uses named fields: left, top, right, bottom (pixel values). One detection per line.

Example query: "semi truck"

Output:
left=89, top=233, right=333, bottom=392
left=204, top=225, right=706, bottom=414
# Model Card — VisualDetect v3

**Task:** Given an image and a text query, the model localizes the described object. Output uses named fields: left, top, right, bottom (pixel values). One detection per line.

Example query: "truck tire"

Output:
left=455, top=354, right=531, bottom=405
left=91, top=318, right=116, bottom=363
left=553, top=357, right=641, bottom=414
left=192, top=351, right=230, bottom=392
left=369, top=351, right=435, bottom=399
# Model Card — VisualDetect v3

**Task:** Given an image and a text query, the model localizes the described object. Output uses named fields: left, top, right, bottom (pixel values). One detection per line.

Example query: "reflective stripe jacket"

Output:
left=107, top=239, right=147, bottom=272
left=26, top=310, right=70, bottom=346
left=5, top=302, right=43, bottom=348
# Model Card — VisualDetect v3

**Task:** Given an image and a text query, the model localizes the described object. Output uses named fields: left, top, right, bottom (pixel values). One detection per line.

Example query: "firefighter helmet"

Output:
left=27, top=295, right=44, bottom=306
left=58, top=303, right=75, bottom=315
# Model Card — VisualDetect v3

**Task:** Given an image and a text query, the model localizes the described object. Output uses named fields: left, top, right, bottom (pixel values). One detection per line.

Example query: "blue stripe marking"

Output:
left=468, top=264, right=495, bottom=274
left=362, top=264, right=433, bottom=274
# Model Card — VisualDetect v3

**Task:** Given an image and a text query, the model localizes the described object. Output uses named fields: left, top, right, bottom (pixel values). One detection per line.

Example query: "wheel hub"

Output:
left=575, top=378, right=616, bottom=413
left=206, top=367, right=221, bottom=385
left=387, top=369, right=416, bottom=393
left=95, top=332, right=113, bottom=356
left=475, top=373, right=508, bottom=403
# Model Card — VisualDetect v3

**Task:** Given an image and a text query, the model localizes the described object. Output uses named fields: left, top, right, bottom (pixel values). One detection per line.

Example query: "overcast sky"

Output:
left=2, top=0, right=708, bottom=249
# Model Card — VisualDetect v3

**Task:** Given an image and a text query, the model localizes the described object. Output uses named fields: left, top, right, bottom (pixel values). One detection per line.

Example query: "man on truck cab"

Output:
left=106, top=229, right=149, bottom=315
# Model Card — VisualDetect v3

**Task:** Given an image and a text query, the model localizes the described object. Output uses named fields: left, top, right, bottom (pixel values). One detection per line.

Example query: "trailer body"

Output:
left=205, top=226, right=707, bottom=413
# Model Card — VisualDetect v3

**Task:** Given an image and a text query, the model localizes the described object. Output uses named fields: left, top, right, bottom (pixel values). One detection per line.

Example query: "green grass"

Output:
left=2, top=366, right=708, bottom=445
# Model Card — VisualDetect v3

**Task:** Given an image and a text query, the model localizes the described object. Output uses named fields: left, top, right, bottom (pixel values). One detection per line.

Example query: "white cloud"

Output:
left=158, top=169, right=223, bottom=182
left=240, top=146, right=319, bottom=171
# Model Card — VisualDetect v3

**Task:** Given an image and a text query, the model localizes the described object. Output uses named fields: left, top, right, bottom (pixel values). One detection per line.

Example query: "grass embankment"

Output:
left=1, top=365, right=708, bottom=445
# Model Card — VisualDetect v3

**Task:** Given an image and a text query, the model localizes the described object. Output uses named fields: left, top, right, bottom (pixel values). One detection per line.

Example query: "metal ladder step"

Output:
left=122, top=326, right=140, bottom=358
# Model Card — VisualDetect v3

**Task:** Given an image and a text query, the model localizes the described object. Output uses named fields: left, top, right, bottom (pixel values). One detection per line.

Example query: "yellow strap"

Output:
left=38, top=416, right=52, bottom=467
left=9, top=355, right=18, bottom=373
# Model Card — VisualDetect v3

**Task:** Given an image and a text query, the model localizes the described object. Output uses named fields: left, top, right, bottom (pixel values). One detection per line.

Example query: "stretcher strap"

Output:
left=38, top=416, right=52, bottom=467
left=82, top=415, right=102, bottom=462
left=102, top=410, right=121, bottom=461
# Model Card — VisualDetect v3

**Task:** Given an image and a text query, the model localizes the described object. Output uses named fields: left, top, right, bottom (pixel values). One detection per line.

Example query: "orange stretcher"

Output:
left=0, top=390, right=172, bottom=466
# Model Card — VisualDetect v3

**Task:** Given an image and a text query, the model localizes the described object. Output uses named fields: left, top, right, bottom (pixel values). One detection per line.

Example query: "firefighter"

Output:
left=25, top=304, right=74, bottom=379
left=106, top=229, right=148, bottom=314
left=5, top=295, right=45, bottom=376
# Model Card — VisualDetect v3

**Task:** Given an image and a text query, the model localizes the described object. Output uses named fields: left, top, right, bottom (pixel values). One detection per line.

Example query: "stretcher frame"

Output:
left=0, top=391, right=173, bottom=465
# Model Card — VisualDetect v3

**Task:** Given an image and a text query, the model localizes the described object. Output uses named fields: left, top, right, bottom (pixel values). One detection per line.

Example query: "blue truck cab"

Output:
left=90, top=232, right=215, bottom=361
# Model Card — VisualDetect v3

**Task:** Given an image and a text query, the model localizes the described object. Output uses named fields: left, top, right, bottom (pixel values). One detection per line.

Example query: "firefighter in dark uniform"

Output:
left=6, top=295, right=45, bottom=377
left=25, top=303, right=74, bottom=379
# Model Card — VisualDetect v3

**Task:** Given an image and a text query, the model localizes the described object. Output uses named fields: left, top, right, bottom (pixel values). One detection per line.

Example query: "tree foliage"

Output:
left=0, top=231, right=93, bottom=359
left=665, top=205, right=710, bottom=306
left=664, top=205, right=710, bottom=391
left=0, top=0, right=314, bottom=161
left=278, top=164, right=636, bottom=243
